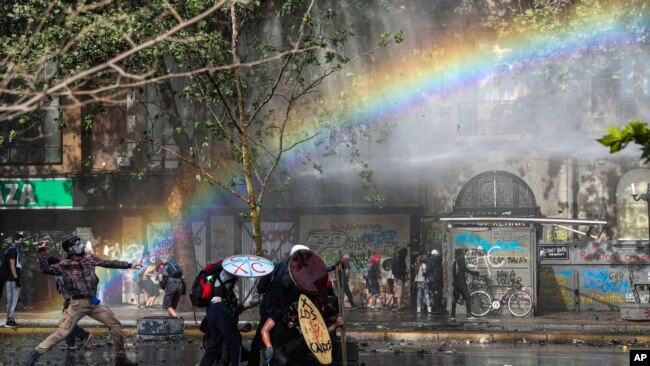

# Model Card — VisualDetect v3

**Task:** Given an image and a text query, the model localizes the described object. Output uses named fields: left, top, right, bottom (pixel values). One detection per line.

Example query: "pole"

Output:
left=646, top=184, right=650, bottom=258
left=630, top=184, right=650, bottom=258
left=335, top=263, right=347, bottom=366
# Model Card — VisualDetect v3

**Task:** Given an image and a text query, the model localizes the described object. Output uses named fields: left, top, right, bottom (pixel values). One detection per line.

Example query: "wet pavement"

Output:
left=0, top=333, right=634, bottom=366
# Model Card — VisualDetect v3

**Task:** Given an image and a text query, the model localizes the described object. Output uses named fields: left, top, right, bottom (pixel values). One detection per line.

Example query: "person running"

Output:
left=21, top=235, right=142, bottom=366
left=450, top=249, right=480, bottom=321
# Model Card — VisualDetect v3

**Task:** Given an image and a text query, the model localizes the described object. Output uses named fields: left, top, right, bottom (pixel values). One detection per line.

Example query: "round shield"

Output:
left=289, top=249, right=328, bottom=294
left=222, top=255, right=274, bottom=278
left=298, top=294, right=333, bottom=364
left=382, top=257, right=393, bottom=272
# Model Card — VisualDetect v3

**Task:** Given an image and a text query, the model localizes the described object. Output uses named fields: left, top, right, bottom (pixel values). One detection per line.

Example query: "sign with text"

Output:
left=540, top=244, right=569, bottom=260
left=298, top=294, right=332, bottom=365
left=0, top=178, right=72, bottom=209
left=222, top=255, right=274, bottom=278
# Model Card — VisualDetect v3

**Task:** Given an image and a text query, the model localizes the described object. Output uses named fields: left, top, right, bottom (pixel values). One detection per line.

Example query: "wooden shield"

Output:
left=289, top=250, right=328, bottom=294
left=298, top=294, right=332, bottom=365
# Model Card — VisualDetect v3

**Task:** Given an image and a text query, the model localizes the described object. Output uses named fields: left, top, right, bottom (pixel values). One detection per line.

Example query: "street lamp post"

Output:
left=631, top=183, right=650, bottom=257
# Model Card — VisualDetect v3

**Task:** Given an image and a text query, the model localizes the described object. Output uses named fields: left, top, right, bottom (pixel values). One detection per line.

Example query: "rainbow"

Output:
left=69, top=2, right=648, bottom=310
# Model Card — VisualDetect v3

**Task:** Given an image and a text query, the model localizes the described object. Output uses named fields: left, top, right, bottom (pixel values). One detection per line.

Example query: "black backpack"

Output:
left=256, top=261, right=281, bottom=296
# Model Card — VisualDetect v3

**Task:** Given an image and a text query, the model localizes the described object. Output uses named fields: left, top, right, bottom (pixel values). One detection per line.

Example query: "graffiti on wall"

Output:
left=451, top=229, right=533, bottom=309
left=300, top=214, right=411, bottom=303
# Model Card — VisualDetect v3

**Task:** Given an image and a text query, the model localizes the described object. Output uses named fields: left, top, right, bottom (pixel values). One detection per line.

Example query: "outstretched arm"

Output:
left=37, top=244, right=62, bottom=276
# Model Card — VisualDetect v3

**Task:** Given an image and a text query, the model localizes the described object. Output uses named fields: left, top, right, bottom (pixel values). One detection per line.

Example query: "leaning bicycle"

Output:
left=470, top=282, right=533, bottom=317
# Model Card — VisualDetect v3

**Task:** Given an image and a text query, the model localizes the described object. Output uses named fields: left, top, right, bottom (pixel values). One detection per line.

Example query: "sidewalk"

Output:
left=2, top=305, right=649, bottom=344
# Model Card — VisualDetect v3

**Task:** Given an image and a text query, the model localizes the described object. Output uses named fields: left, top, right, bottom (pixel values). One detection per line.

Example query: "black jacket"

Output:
left=452, top=256, right=479, bottom=285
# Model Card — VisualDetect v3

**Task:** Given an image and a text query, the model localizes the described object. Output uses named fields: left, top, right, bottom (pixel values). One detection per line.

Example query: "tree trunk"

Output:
left=158, top=81, right=198, bottom=288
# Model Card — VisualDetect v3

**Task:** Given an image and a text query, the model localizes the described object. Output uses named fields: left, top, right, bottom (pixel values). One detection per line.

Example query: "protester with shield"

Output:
left=259, top=244, right=335, bottom=366
left=198, top=254, right=269, bottom=366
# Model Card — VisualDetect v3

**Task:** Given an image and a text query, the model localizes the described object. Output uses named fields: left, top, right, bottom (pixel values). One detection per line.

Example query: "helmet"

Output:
left=431, top=249, right=439, bottom=256
left=290, top=244, right=310, bottom=256
left=62, top=235, right=81, bottom=252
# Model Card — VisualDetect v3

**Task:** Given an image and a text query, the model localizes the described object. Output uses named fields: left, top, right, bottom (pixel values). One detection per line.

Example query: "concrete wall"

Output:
left=539, top=240, right=650, bottom=312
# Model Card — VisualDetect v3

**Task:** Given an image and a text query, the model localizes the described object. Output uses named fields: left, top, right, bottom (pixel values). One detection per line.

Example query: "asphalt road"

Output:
left=0, top=334, right=635, bottom=366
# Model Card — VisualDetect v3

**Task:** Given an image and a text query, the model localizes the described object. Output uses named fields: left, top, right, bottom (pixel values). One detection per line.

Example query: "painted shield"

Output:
left=222, top=255, right=274, bottom=278
left=289, top=250, right=328, bottom=294
left=298, top=294, right=333, bottom=365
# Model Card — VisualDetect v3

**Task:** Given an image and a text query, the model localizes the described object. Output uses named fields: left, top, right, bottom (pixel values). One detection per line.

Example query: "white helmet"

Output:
left=290, top=244, right=310, bottom=256
left=431, top=249, right=439, bottom=256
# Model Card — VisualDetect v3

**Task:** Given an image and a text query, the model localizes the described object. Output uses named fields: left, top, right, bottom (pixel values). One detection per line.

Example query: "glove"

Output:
left=262, top=347, right=274, bottom=365
left=14, top=278, right=21, bottom=288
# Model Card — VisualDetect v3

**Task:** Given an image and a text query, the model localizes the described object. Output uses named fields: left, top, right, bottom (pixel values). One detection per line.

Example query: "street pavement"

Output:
left=1, top=304, right=649, bottom=345
left=0, top=332, right=637, bottom=366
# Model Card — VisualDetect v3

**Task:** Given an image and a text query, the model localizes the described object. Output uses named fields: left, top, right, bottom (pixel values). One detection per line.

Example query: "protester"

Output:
left=156, top=261, right=185, bottom=318
left=391, top=248, right=409, bottom=311
left=364, top=253, right=382, bottom=311
left=384, top=264, right=396, bottom=310
left=21, top=235, right=142, bottom=366
left=414, top=253, right=432, bottom=313
left=339, top=254, right=357, bottom=308
left=198, top=260, right=257, bottom=366
left=450, top=248, right=480, bottom=321
left=46, top=256, right=92, bottom=351
left=1, top=233, right=25, bottom=328
left=427, top=249, right=444, bottom=313
left=259, top=244, right=339, bottom=366
left=141, top=258, right=161, bottom=308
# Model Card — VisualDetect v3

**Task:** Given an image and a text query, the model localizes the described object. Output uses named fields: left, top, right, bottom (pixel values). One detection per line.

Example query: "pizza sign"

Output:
left=221, top=255, right=274, bottom=278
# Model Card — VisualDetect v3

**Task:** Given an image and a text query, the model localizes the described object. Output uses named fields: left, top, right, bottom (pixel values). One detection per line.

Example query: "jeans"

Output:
left=36, top=298, right=126, bottom=358
left=4, top=281, right=20, bottom=320
left=416, top=282, right=431, bottom=309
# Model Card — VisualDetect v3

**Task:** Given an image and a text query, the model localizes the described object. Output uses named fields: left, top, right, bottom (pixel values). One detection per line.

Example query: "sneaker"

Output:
left=76, top=333, right=92, bottom=350
left=4, top=319, right=19, bottom=328
left=466, top=316, right=477, bottom=321
left=21, top=350, right=42, bottom=366
left=115, top=357, right=139, bottom=366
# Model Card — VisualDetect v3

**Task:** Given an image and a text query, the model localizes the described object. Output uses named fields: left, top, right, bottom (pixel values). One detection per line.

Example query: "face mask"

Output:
left=69, top=241, right=85, bottom=255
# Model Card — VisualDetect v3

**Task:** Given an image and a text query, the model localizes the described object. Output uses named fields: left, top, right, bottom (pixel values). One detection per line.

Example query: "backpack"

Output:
left=189, top=260, right=224, bottom=308
left=163, top=261, right=183, bottom=278
left=256, top=261, right=281, bottom=296
left=392, top=257, right=406, bottom=280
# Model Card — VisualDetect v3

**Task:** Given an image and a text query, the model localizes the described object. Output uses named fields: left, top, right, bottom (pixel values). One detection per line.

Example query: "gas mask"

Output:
left=68, top=240, right=85, bottom=256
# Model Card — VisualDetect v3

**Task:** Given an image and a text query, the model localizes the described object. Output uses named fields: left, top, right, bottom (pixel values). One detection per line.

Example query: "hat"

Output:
left=431, top=249, right=439, bottom=256
left=62, top=235, right=81, bottom=252
left=342, top=254, right=350, bottom=261
left=11, top=233, right=24, bottom=241
left=290, top=244, right=310, bottom=256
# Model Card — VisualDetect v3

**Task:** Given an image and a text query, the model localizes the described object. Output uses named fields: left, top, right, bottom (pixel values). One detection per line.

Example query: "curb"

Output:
left=1, top=327, right=648, bottom=344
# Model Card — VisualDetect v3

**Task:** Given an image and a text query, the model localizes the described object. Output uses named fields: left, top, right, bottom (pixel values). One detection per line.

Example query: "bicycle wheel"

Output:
left=469, top=290, right=491, bottom=317
left=507, top=290, right=532, bottom=317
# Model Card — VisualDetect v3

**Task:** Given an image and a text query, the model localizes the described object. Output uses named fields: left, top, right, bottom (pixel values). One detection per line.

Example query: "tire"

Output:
left=469, top=290, right=491, bottom=317
left=508, top=290, right=533, bottom=317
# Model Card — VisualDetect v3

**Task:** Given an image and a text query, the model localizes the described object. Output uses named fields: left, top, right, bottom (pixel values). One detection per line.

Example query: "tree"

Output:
left=0, top=0, right=402, bottom=275
left=598, top=121, right=650, bottom=162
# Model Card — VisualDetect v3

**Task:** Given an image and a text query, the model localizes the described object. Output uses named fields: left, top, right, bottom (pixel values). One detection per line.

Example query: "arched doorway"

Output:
left=454, top=170, right=538, bottom=216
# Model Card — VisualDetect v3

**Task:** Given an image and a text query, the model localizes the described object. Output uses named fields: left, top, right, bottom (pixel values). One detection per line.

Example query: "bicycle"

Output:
left=469, top=280, right=533, bottom=317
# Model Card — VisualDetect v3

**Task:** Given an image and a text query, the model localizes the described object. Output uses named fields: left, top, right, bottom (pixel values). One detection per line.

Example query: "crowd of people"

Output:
left=0, top=232, right=482, bottom=366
